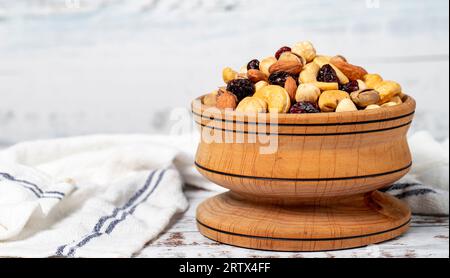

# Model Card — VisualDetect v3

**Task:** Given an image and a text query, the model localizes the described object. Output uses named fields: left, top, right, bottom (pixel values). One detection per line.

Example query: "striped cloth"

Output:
left=0, top=131, right=448, bottom=257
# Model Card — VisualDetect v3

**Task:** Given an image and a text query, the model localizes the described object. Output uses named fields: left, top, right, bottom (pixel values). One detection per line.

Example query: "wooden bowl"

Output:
left=193, top=95, right=416, bottom=251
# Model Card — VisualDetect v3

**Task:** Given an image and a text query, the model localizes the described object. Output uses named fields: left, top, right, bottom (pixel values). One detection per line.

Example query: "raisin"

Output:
left=247, top=59, right=260, bottom=70
left=317, top=64, right=339, bottom=83
left=275, top=46, right=292, bottom=60
left=226, top=79, right=255, bottom=101
left=339, top=80, right=359, bottom=93
left=268, top=71, right=292, bottom=87
left=289, top=101, right=320, bottom=114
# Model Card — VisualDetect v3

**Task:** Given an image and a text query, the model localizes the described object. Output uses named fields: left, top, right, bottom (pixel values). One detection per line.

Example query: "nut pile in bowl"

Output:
left=202, top=41, right=405, bottom=114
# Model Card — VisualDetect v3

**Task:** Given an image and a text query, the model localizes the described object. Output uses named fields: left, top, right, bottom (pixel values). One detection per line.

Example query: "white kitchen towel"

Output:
left=0, top=131, right=448, bottom=257
left=0, top=134, right=208, bottom=258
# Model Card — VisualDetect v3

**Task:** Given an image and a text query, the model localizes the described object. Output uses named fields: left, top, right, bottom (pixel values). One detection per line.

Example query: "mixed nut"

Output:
left=203, top=42, right=405, bottom=114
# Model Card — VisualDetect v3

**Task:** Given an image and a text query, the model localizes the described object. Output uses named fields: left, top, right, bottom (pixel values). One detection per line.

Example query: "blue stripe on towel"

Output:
left=394, top=188, right=437, bottom=199
left=56, top=169, right=166, bottom=257
left=0, top=172, right=65, bottom=200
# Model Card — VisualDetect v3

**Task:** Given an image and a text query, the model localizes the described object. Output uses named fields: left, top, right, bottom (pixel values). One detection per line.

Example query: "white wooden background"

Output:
left=0, top=0, right=449, bottom=144
left=0, top=0, right=448, bottom=258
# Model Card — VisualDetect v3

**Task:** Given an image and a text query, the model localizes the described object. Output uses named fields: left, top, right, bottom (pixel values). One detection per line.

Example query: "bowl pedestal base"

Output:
left=196, top=191, right=411, bottom=252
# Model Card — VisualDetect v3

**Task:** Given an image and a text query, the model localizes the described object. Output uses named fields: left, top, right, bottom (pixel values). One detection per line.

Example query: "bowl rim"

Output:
left=192, top=94, right=416, bottom=125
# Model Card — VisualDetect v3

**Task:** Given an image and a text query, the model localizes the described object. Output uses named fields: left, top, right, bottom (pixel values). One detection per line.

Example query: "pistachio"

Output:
left=202, top=91, right=218, bottom=106
left=216, top=89, right=238, bottom=110
left=259, top=57, right=277, bottom=77
left=236, top=97, right=268, bottom=113
left=295, top=84, right=321, bottom=103
left=375, top=81, right=402, bottom=104
left=291, top=41, right=317, bottom=63
left=365, top=104, right=382, bottom=110
left=222, top=67, right=238, bottom=84
left=255, top=80, right=269, bottom=91
left=350, top=89, right=381, bottom=108
left=336, top=98, right=358, bottom=113
left=318, top=90, right=350, bottom=112
left=363, top=74, right=383, bottom=89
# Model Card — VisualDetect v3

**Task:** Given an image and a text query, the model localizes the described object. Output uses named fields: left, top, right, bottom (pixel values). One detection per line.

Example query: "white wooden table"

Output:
left=138, top=187, right=449, bottom=258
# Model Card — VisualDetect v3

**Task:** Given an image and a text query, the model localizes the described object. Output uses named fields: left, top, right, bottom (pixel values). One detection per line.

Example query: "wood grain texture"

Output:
left=193, top=95, right=416, bottom=251
left=139, top=187, right=449, bottom=258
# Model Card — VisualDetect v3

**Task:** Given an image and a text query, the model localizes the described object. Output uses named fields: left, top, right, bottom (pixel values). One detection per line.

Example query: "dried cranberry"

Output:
left=289, top=101, right=320, bottom=114
left=317, top=64, right=339, bottom=83
left=268, top=71, right=292, bottom=87
left=339, top=80, right=359, bottom=93
left=247, top=59, right=260, bottom=70
left=226, top=79, right=255, bottom=101
left=275, top=46, right=292, bottom=60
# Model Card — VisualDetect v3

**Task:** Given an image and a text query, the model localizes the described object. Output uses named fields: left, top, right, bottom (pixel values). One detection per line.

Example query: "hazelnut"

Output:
left=216, top=89, right=238, bottom=110
left=318, top=90, right=350, bottom=112
left=255, top=80, right=269, bottom=91
left=363, top=74, right=383, bottom=89
left=236, top=97, right=268, bottom=113
left=365, top=104, right=381, bottom=110
left=259, top=57, right=277, bottom=77
left=279, top=51, right=306, bottom=66
left=335, top=98, right=358, bottom=113
left=292, top=41, right=317, bottom=63
left=350, top=89, right=381, bottom=108
left=202, top=91, right=218, bottom=106
left=295, top=84, right=321, bottom=103
left=222, top=67, right=237, bottom=84
left=375, top=81, right=402, bottom=104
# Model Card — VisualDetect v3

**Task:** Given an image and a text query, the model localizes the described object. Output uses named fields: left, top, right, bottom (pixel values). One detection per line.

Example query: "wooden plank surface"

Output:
left=137, top=187, right=449, bottom=258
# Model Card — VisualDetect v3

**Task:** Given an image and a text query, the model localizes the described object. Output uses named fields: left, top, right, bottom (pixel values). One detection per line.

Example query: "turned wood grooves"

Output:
left=193, top=95, right=416, bottom=251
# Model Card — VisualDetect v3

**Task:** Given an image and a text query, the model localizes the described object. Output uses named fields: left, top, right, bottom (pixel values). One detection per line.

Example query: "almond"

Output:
left=284, top=76, right=297, bottom=102
left=247, top=69, right=267, bottom=83
left=330, top=57, right=368, bottom=81
left=269, top=60, right=303, bottom=75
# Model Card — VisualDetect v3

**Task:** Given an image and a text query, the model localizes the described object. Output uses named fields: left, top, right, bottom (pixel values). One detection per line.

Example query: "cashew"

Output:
left=236, top=97, right=268, bottom=113
left=310, top=82, right=339, bottom=91
left=381, top=101, right=400, bottom=108
left=357, top=80, right=368, bottom=91
left=295, top=84, right=321, bottom=103
left=259, top=57, right=277, bottom=77
left=291, top=41, right=317, bottom=63
left=254, top=85, right=291, bottom=113
left=363, top=74, right=383, bottom=89
left=222, top=67, right=238, bottom=84
left=255, top=80, right=269, bottom=91
left=375, top=81, right=402, bottom=104
left=202, top=91, right=218, bottom=106
left=336, top=98, right=358, bottom=113
left=299, top=62, right=320, bottom=83
left=365, top=104, right=381, bottom=110
left=350, top=89, right=381, bottom=108
left=318, top=90, right=350, bottom=112
left=313, top=56, right=349, bottom=84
